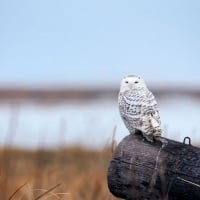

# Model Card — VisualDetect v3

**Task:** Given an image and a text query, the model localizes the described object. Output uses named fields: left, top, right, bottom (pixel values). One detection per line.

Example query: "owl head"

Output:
left=120, top=75, right=147, bottom=93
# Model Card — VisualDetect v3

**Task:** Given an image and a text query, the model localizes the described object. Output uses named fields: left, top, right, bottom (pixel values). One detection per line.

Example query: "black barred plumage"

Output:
left=118, top=75, right=163, bottom=142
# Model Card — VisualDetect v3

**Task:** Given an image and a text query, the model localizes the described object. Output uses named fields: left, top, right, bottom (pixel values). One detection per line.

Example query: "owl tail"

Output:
left=150, top=116, right=162, bottom=137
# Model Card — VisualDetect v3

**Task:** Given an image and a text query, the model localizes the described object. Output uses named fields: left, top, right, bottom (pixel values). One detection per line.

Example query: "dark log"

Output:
left=107, top=132, right=200, bottom=200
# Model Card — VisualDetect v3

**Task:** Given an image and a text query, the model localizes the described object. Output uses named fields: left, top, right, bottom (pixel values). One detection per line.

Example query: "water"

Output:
left=0, top=95, right=200, bottom=149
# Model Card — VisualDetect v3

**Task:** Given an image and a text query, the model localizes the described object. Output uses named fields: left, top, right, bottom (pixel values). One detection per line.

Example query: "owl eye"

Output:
left=134, top=81, right=139, bottom=84
left=125, top=81, right=129, bottom=83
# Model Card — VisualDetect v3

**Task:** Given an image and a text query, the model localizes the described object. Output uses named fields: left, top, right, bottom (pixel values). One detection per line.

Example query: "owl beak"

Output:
left=129, top=83, right=134, bottom=89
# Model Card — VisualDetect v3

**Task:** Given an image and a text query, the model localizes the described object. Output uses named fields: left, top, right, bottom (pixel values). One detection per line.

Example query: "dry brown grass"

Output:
left=0, top=146, right=121, bottom=200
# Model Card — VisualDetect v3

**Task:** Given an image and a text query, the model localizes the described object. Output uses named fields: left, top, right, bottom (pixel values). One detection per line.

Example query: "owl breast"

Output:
left=118, top=90, right=146, bottom=132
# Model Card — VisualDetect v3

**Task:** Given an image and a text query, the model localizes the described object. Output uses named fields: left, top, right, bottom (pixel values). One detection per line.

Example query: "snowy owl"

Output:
left=118, top=75, right=165, bottom=144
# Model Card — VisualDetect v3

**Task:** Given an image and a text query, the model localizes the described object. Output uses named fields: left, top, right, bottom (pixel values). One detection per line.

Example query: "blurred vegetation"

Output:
left=0, top=147, right=120, bottom=200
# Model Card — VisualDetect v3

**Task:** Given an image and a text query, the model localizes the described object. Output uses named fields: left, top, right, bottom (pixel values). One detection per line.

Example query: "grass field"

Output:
left=0, top=146, right=120, bottom=200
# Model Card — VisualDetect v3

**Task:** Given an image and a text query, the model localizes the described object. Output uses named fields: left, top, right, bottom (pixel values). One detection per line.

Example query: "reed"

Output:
left=0, top=146, right=120, bottom=200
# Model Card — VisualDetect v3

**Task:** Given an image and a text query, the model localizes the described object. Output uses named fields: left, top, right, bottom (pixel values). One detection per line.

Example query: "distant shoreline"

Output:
left=0, top=86, right=199, bottom=103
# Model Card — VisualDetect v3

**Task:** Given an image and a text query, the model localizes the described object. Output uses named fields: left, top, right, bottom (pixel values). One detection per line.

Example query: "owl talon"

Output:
left=143, top=135, right=154, bottom=143
left=147, top=138, right=154, bottom=143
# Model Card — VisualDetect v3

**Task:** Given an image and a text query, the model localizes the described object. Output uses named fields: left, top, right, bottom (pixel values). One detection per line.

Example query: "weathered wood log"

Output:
left=107, top=132, right=200, bottom=200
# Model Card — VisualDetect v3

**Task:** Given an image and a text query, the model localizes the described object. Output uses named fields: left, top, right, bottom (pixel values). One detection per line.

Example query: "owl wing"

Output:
left=143, top=90, right=162, bottom=127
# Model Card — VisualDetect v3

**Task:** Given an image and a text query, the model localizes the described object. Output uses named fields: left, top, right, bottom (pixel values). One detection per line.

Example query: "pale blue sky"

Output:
left=0, top=0, right=200, bottom=87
